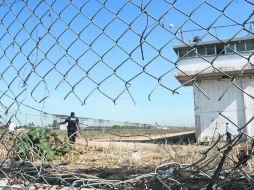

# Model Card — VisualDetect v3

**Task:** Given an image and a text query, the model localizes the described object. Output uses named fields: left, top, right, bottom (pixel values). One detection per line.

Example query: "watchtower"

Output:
left=174, top=36, right=254, bottom=142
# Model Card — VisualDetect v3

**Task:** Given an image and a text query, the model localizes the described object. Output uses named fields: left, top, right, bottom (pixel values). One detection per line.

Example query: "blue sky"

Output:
left=0, top=0, right=253, bottom=126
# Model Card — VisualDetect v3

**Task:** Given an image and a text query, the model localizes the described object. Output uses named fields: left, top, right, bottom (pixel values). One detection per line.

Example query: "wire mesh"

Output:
left=0, top=0, right=254, bottom=189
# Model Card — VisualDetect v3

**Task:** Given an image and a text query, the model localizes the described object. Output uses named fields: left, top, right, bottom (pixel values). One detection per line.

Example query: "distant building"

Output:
left=174, top=36, right=254, bottom=142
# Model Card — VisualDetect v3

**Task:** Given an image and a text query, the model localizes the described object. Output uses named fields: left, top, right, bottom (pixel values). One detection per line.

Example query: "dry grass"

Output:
left=54, top=139, right=203, bottom=169
left=50, top=137, right=254, bottom=180
left=1, top=130, right=254, bottom=181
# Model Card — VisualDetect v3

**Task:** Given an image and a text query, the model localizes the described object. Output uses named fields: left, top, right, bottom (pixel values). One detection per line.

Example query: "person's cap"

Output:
left=226, top=122, right=229, bottom=124
left=71, top=112, right=75, bottom=116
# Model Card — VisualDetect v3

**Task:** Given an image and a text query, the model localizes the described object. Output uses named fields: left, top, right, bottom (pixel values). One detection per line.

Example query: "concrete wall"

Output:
left=175, top=53, right=254, bottom=85
left=242, top=78, right=254, bottom=136
left=193, top=78, right=254, bottom=142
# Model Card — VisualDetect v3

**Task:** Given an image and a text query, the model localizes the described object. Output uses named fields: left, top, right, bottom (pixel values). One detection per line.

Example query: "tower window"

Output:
left=206, top=45, right=215, bottom=55
left=179, top=48, right=187, bottom=58
left=197, top=47, right=206, bottom=56
left=246, top=40, right=254, bottom=51
left=216, top=44, right=225, bottom=55
left=225, top=43, right=235, bottom=54
left=236, top=41, right=246, bottom=52
left=187, top=48, right=196, bottom=57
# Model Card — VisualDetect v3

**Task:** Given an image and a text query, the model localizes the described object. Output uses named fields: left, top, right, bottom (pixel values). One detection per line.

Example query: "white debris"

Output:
left=118, top=151, right=142, bottom=165
left=131, top=151, right=141, bottom=162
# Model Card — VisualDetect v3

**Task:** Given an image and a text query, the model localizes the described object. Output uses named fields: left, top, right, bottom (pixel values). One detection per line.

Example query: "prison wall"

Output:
left=193, top=79, right=247, bottom=141
left=242, top=78, right=254, bottom=137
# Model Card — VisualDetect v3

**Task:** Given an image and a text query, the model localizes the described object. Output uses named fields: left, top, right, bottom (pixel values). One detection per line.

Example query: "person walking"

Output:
left=225, top=122, right=232, bottom=144
left=60, top=112, right=80, bottom=144
left=7, top=120, right=16, bottom=134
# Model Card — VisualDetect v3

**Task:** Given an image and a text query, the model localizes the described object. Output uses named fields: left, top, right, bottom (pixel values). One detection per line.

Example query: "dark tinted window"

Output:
left=216, top=44, right=225, bottom=55
left=197, top=47, right=206, bottom=56
left=187, top=48, right=196, bottom=57
left=225, top=43, right=235, bottom=54
left=206, top=45, right=215, bottom=55
left=236, top=41, right=245, bottom=52
left=179, top=48, right=187, bottom=58
left=246, top=40, right=254, bottom=51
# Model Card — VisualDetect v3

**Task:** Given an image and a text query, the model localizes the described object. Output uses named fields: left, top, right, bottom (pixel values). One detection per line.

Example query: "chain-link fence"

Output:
left=0, top=0, right=254, bottom=189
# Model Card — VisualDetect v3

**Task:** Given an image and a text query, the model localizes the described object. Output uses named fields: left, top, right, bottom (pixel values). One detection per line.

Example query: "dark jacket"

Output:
left=64, top=116, right=79, bottom=131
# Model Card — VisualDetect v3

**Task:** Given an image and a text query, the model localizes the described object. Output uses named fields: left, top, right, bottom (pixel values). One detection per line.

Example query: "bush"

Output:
left=16, top=128, right=72, bottom=161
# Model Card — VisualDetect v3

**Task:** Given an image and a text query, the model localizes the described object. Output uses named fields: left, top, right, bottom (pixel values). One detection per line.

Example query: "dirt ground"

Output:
left=49, top=134, right=254, bottom=181
left=1, top=132, right=254, bottom=189
left=52, top=137, right=203, bottom=180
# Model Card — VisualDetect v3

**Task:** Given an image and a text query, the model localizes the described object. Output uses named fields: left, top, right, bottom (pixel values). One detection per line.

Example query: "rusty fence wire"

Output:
left=0, top=0, right=253, bottom=189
